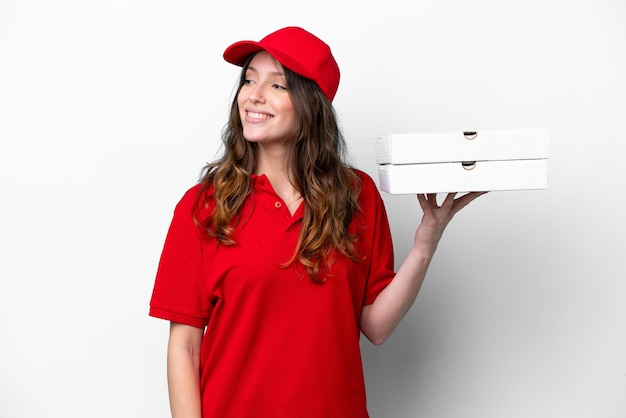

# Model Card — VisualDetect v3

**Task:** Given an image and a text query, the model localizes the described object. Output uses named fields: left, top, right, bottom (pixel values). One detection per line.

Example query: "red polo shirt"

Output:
left=149, top=169, right=395, bottom=418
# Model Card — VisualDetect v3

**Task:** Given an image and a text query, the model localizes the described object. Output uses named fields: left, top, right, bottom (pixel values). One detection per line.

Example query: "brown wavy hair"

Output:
left=196, top=54, right=362, bottom=282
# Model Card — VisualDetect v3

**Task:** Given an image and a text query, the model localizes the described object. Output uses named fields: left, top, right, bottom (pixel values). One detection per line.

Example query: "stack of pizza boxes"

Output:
left=375, top=128, right=549, bottom=194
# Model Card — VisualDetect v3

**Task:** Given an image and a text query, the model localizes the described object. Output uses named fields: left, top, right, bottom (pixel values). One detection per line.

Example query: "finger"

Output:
left=418, top=193, right=438, bottom=209
left=451, top=191, right=487, bottom=214
left=426, top=193, right=438, bottom=205
left=416, top=194, right=430, bottom=212
left=441, top=192, right=458, bottom=209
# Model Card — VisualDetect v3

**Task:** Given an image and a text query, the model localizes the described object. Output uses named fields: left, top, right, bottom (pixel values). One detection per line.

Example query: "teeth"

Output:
left=248, top=111, right=272, bottom=120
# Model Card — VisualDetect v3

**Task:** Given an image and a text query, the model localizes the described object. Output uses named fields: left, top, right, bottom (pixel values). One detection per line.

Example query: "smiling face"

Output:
left=237, top=51, right=298, bottom=148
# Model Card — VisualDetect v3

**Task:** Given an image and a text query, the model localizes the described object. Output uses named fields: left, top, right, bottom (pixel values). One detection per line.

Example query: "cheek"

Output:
left=236, top=92, right=245, bottom=109
left=284, top=108, right=298, bottom=132
left=277, top=99, right=296, bottom=126
left=236, top=97, right=246, bottom=120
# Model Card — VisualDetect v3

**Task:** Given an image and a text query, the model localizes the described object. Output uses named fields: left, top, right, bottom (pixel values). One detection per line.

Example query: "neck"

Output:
left=255, top=144, right=300, bottom=206
left=255, top=143, right=287, bottom=175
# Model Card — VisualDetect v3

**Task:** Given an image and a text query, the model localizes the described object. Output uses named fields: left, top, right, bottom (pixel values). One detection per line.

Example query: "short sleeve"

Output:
left=149, top=185, right=212, bottom=328
left=356, top=171, right=396, bottom=306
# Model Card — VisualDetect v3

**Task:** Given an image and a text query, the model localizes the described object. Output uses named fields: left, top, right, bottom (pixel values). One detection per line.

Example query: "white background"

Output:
left=1, top=1, right=625, bottom=417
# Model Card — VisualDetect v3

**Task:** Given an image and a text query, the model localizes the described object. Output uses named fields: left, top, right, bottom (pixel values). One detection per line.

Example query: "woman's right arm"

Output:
left=167, top=322, right=204, bottom=418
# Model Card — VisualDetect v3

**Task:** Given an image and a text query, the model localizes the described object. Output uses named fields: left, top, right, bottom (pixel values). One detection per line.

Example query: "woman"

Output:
left=150, top=26, right=483, bottom=418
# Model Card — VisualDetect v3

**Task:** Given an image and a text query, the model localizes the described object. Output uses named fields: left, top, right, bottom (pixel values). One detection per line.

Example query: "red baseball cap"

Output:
left=223, top=26, right=340, bottom=101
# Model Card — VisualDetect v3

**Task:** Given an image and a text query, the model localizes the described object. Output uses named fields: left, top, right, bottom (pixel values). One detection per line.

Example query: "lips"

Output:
left=246, top=111, right=273, bottom=121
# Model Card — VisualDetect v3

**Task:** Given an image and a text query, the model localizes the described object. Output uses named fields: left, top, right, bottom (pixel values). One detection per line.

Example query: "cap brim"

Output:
left=223, top=41, right=266, bottom=66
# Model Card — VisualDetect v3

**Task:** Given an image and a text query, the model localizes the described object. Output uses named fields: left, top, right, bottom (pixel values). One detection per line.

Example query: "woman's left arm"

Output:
left=360, top=192, right=485, bottom=345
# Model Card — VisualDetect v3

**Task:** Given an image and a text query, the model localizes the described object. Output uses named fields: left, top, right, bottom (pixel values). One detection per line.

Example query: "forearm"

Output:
left=360, top=192, right=484, bottom=345
left=167, top=325, right=202, bottom=418
left=360, top=245, right=434, bottom=345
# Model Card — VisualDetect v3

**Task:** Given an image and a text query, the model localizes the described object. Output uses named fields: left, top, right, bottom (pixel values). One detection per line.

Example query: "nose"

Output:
left=247, top=84, right=265, bottom=104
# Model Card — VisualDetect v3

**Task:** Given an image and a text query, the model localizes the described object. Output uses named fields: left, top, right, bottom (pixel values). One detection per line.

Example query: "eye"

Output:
left=272, top=83, right=288, bottom=91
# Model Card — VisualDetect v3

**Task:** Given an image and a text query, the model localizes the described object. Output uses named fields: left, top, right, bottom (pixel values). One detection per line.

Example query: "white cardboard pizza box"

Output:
left=375, top=128, right=549, bottom=194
